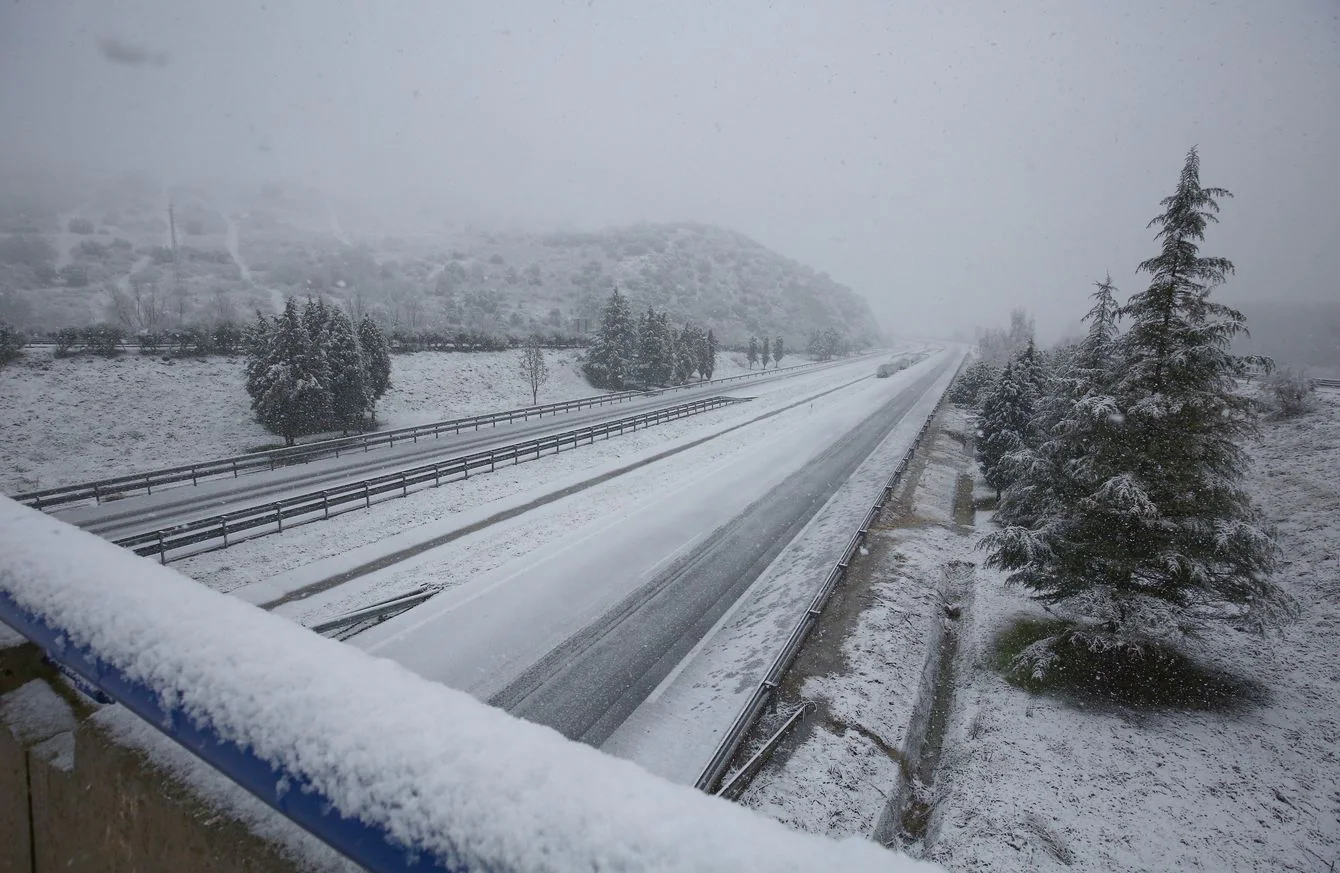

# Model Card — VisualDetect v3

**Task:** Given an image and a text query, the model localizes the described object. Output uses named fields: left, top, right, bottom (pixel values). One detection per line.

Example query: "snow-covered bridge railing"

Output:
left=0, top=498, right=938, bottom=873
left=115, top=394, right=750, bottom=563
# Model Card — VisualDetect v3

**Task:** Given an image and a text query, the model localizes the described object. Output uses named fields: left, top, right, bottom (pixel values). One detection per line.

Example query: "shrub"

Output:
left=169, top=326, right=212, bottom=358
left=212, top=320, right=243, bottom=355
left=1264, top=367, right=1315, bottom=417
left=82, top=324, right=125, bottom=357
left=992, top=617, right=1261, bottom=711
left=0, top=321, right=25, bottom=366
left=0, top=235, right=57, bottom=268
left=53, top=327, right=81, bottom=356
left=76, top=239, right=110, bottom=259
left=33, top=263, right=58, bottom=285
left=58, top=265, right=90, bottom=288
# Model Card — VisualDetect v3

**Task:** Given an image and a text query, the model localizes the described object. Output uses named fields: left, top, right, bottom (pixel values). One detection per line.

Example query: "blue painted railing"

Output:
left=0, top=589, right=453, bottom=872
left=0, top=496, right=938, bottom=873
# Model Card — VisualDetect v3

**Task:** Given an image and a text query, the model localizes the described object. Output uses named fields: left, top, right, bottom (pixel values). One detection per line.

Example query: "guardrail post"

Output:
left=144, top=475, right=153, bottom=496
left=157, top=531, right=166, bottom=564
left=275, top=504, right=283, bottom=533
left=401, top=474, right=408, bottom=497
left=91, top=484, right=100, bottom=506
left=322, top=491, right=330, bottom=519
left=434, top=465, right=440, bottom=487
left=191, top=467, right=199, bottom=486
left=364, top=482, right=371, bottom=509
left=232, top=459, right=239, bottom=478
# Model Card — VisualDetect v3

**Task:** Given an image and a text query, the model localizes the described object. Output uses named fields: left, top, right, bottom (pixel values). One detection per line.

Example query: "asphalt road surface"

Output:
left=354, top=351, right=955, bottom=744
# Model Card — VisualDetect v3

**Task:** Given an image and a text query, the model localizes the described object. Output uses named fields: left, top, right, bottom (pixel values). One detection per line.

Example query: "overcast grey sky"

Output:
left=2, top=0, right=1337, bottom=339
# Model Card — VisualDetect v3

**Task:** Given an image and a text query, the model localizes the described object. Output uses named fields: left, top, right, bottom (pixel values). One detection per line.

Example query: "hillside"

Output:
left=0, top=175, right=883, bottom=348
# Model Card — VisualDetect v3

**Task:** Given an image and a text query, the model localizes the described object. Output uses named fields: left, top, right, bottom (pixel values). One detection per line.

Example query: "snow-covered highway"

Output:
left=52, top=360, right=866, bottom=543
left=349, top=349, right=960, bottom=743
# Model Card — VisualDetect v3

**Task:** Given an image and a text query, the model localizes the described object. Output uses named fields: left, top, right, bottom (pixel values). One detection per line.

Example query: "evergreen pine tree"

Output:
left=701, top=330, right=717, bottom=380
left=674, top=324, right=699, bottom=384
left=975, top=357, right=1036, bottom=499
left=773, top=336, right=785, bottom=369
left=324, top=308, right=369, bottom=434
left=243, top=310, right=274, bottom=404
left=583, top=287, right=636, bottom=389
left=995, top=278, right=1121, bottom=531
left=253, top=298, right=332, bottom=445
left=656, top=311, right=676, bottom=384
left=357, top=315, right=392, bottom=423
left=983, top=148, right=1291, bottom=672
left=636, top=307, right=658, bottom=385
left=747, top=336, right=759, bottom=369
left=761, top=337, right=771, bottom=369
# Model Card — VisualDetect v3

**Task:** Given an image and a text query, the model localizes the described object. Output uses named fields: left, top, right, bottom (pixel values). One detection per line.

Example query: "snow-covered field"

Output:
left=0, top=347, right=599, bottom=493
left=739, top=392, right=1340, bottom=871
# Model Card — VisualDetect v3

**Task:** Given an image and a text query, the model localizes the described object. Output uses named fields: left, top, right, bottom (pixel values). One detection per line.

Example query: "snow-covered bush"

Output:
left=1263, top=367, right=1315, bottom=417
left=0, top=321, right=25, bottom=366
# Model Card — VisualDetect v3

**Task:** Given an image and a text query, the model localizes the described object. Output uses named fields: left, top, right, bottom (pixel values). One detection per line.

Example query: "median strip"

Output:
left=115, top=395, right=750, bottom=564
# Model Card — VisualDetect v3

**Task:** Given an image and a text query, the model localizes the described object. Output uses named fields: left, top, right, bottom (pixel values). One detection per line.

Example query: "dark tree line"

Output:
left=244, top=298, right=392, bottom=445
left=583, top=288, right=717, bottom=389
left=968, top=148, right=1292, bottom=676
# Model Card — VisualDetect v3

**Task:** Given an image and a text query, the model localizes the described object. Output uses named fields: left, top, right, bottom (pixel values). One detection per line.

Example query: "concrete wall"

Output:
left=0, top=642, right=353, bottom=873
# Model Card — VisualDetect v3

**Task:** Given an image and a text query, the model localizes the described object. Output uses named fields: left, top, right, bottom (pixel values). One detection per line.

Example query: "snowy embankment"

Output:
left=0, top=496, right=942, bottom=872
left=733, top=405, right=974, bottom=836
left=920, top=393, right=1340, bottom=873
left=0, top=347, right=597, bottom=493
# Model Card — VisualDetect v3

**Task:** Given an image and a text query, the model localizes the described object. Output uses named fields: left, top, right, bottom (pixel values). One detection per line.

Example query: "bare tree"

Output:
left=343, top=289, right=367, bottom=324
left=106, top=281, right=169, bottom=332
left=518, top=335, right=549, bottom=405
left=404, top=294, right=424, bottom=332
left=207, top=289, right=237, bottom=324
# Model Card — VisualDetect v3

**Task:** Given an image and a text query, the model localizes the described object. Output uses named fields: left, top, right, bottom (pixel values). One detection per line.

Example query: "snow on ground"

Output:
left=733, top=394, right=1340, bottom=872
left=920, top=395, right=1340, bottom=872
left=0, top=347, right=596, bottom=493
left=602, top=358, right=961, bottom=783
left=184, top=355, right=900, bottom=609
left=734, top=407, right=974, bottom=835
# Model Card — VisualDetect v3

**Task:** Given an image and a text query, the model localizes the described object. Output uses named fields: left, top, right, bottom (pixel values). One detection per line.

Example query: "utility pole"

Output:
left=168, top=202, right=185, bottom=324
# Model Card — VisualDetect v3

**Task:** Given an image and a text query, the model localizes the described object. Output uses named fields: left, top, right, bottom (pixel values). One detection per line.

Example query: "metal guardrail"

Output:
left=715, top=702, right=815, bottom=800
left=308, top=588, right=437, bottom=640
left=1314, top=378, right=1340, bottom=389
left=13, top=389, right=647, bottom=510
left=694, top=360, right=963, bottom=795
left=116, top=395, right=750, bottom=563
left=14, top=356, right=848, bottom=511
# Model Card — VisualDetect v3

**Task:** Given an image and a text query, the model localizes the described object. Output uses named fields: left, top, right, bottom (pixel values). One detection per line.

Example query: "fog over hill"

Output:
left=0, top=173, right=882, bottom=345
